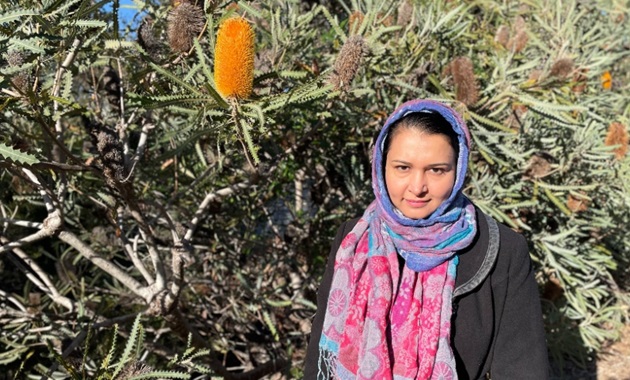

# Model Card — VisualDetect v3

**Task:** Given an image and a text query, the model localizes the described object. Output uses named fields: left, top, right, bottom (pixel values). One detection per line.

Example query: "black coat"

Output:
left=304, top=208, right=549, bottom=379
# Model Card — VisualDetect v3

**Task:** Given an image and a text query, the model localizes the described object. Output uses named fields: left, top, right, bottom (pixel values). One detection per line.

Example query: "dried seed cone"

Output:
left=396, top=0, right=413, bottom=26
left=214, top=17, right=255, bottom=99
left=119, top=361, right=153, bottom=379
left=138, top=17, right=161, bottom=58
left=507, top=16, right=528, bottom=52
left=167, top=3, right=205, bottom=53
left=549, top=58, right=574, bottom=78
left=102, top=66, right=120, bottom=112
left=6, top=50, right=32, bottom=93
left=449, top=56, right=479, bottom=107
left=494, top=25, right=510, bottom=47
left=605, top=122, right=628, bottom=160
left=329, top=35, right=369, bottom=92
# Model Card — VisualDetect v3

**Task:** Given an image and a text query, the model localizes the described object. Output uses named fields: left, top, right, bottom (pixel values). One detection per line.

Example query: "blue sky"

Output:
left=103, top=0, right=145, bottom=30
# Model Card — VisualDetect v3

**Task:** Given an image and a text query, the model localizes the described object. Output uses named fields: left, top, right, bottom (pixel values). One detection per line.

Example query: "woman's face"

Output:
left=384, top=127, right=457, bottom=219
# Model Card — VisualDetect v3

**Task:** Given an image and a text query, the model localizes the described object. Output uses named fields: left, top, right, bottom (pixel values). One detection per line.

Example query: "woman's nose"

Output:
left=408, top=172, right=427, bottom=195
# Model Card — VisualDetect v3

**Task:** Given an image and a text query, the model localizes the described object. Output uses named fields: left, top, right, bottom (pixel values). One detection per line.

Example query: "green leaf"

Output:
left=112, top=313, right=142, bottom=377
left=0, top=143, right=39, bottom=165
left=128, top=371, right=190, bottom=379
left=0, top=9, right=37, bottom=24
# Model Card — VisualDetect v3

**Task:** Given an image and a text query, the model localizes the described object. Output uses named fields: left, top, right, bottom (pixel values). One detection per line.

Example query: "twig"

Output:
left=22, top=168, right=55, bottom=213
left=0, top=289, right=28, bottom=312
left=120, top=234, right=154, bottom=285
left=0, top=236, right=74, bottom=311
left=122, top=119, right=155, bottom=183
left=182, top=181, right=251, bottom=243
left=57, top=230, right=150, bottom=301
left=0, top=211, right=62, bottom=255
left=0, top=218, right=43, bottom=229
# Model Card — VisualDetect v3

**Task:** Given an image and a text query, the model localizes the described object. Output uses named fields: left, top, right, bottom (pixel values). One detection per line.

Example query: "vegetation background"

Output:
left=0, top=0, right=628, bottom=378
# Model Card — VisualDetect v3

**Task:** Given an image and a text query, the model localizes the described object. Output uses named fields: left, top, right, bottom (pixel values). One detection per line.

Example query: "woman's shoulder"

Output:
left=478, top=209, right=531, bottom=283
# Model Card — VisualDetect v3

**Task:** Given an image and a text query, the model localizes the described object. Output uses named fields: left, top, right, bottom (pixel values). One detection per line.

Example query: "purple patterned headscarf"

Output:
left=319, top=100, right=477, bottom=379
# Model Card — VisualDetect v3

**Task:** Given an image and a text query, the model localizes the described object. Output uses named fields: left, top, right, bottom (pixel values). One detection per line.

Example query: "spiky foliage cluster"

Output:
left=0, top=0, right=628, bottom=378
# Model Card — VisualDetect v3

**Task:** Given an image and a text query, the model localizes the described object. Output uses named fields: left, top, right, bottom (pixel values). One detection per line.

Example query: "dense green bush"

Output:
left=0, top=0, right=628, bottom=378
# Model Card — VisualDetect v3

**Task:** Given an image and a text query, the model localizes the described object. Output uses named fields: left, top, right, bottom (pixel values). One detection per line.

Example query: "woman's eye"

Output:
left=430, top=168, right=446, bottom=174
left=395, top=165, right=409, bottom=171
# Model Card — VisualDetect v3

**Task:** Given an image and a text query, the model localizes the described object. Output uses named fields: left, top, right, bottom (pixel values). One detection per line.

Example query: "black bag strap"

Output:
left=453, top=213, right=500, bottom=298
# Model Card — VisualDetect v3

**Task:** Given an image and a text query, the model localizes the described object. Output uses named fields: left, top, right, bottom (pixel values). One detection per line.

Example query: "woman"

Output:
left=305, top=99, right=549, bottom=379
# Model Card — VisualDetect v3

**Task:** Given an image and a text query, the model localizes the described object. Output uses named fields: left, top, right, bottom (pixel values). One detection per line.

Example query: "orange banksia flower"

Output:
left=601, top=71, right=612, bottom=90
left=167, top=2, right=205, bottom=53
left=605, top=122, right=628, bottom=160
left=447, top=57, right=479, bottom=107
left=214, top=17, right=255, bottom=99
left=329, top=35, right=369, bottom=92
left=549, top=58, right=574, bottom=78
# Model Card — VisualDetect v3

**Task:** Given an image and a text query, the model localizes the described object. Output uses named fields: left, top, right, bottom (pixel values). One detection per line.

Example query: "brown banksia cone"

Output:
left=214, top=17, right=255, bottom=99
left=167, top=2, right=205, bottom=53
left=138, top=17, right=161, bottom=59
left=605, top=121, right=628, bottom=160
left=549, top=58, right=574, bottom=78
left=396, top=0, right=413, bottom=26
left=119, top=360, right=153, bottom=379
left=6, top=50, right=32, bottom=94
left=101, top=66, right=120, bottom=112
left=348, top=11, right=364, bottom=35
left=83, top=117, right=127, bottom=187
left=494, top=25, right=510, bottom=47
left=506, top=16, right=528, bottom=53
left=329, top=35, right=369, bottom=92
left=446, top=56, right=479, bottom=107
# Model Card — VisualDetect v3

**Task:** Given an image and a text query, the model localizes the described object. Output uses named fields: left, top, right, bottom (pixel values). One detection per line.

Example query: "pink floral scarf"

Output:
left=318, top=100, right=478, bottom=379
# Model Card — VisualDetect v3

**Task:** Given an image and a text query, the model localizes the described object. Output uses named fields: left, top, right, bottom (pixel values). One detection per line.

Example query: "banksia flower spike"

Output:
left=328, top=35, right=369, bottom=92
left=167, top=2, right=205, bottom=53
left=605, top=122, right=628, bottom=160
left=507, top=16, right=528, bottom=53
left=601, top=71, right=613, bottom=90
left=214, top=17, right=255, bottom=100
left=447, top=56, right=479, bottom=107
left=494, top=25, right=510, bottom=47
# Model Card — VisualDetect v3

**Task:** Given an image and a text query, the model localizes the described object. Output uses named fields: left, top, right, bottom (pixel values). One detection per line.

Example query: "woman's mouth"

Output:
left=405, top=199, right=430, bottom=207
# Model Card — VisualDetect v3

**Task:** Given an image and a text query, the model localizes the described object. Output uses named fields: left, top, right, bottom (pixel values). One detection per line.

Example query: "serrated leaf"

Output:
left=0, top=9, right=37, bottom=24
left=60, top=19, right=107, bottom=28
left=0, top=143, right=39, bottom=165
left=128, top=371, right=190, bottom=379
left=112, top=313, right=142, bottom=377
left=103, top=39, right=138, bottom=50
left=8, top=37, right=45, bottom=53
